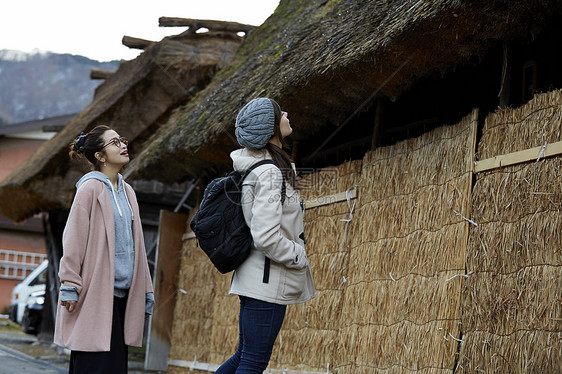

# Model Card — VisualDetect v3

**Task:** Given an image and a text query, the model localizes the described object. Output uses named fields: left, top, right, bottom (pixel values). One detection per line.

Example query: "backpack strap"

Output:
left=242, top=159, right=287, bottom=283
left=242, top=160, right=287, bottom=203
left=263, top=258, right=271, bottom=284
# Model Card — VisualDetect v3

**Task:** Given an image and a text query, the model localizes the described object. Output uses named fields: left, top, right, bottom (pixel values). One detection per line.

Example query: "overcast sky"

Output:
left=0, top=0, right=280, bottom=62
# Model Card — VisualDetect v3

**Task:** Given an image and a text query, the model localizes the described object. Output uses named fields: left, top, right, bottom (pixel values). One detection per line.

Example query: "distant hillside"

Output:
left=0, top=49, right=120, bottom=124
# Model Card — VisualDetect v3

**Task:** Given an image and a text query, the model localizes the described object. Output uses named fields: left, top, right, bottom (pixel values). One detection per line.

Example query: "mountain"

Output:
left=0, top=49, right=120, bottom=124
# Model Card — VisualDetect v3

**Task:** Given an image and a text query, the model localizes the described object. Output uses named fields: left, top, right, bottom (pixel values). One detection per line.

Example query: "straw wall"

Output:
left=335, top=111, right=477, bottom=373
left=167, top=110, right=478, bottom=373
left=268, top=159, right=363, bottom=372
left=167, top=226, right=237, bottom=373
left=167, top=93, right=562, bottom=373
left=457, top=90, right=562, bottom=373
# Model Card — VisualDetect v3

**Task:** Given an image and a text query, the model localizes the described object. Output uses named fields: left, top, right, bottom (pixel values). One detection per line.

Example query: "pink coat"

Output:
left=54, top=179, right=153, bottom=351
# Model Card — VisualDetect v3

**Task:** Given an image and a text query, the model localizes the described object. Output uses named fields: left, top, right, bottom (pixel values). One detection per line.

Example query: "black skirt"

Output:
left=69, top=295, right=128, bottom=374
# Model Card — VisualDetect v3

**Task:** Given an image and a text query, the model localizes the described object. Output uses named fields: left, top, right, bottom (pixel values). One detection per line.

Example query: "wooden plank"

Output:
left=305, top=186, right=357, bottom=210
left=474, top=140, right=562, bottom=172
left=145, top=210, right=188, bottom=371
left=121, top=35, right=154, bottom=50
left=90, top=69, right=113, bottom=80
left=159, top=17, right=256, bottom=33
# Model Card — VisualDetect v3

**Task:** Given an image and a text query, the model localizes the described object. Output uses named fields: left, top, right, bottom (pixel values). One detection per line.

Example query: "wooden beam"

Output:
left=122, top=35, right=155, bottom=50
left=498, top=42, right=512, bottom=109
left=371, top=97, right=386, bottom=149
left=158, top=17, right=256, bottom=34
left=90, top=68, right=113, bottom=80
left=474, top=140, right=562, bottom=172
left=305, top=186, right=357, bottom=210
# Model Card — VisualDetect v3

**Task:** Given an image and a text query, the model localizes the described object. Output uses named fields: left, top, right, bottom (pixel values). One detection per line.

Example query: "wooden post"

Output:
left=122, top=35, right=155, bottom=50
left=90, top=69, right=114, bottom=80
left=39, top=210, right=68, bottom=344
left=371, top=97, right=386, bottom=149
left=158, top=17, right=256, bottom=34
left=145, top=210, right=188, bottom=371
left=498, top=42, right=512, bottom=108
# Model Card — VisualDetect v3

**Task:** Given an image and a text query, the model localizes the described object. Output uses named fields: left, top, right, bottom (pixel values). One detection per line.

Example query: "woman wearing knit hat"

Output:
left=216, top=98, right=315, bottom=373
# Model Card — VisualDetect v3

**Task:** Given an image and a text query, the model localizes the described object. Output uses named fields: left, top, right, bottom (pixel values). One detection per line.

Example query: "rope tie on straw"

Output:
left=453, top=209, right=478, bottom=227
left=445, top=271, right=473, bottom=282
left=331, top=187, right=357, bottom=274
left=337, top=188, right=356, bottom=251
left=448, top=332, right=464, bottom=343
left=339, top=276, right=347, bottom=289
left=537, top=141, right=548, bottom=161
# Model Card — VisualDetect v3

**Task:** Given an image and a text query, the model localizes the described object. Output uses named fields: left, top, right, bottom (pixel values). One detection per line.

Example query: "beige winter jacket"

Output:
left=54, top=179, right=153, bottom=351
left=229, top=148, right=315, bottom=305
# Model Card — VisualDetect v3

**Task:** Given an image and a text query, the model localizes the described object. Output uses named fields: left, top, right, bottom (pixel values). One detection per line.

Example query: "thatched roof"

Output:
left=124, top=0, right=561, bottom=184
left=0, top=113, right=76, bottom=136
left=0, top=32, right=244, bottom=222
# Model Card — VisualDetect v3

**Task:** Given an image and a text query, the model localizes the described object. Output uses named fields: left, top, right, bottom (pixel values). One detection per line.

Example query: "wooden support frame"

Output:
left=305, top=186, right=357, bottom=210
left=122, top=35, right=154, bottom=50
left=145, top=210, right=189, bottom=371
left=158, top=17, right=255, bottom=34
left=474, top=140, right=562, bottom=172
left=90, top=68, right=114, bottom=80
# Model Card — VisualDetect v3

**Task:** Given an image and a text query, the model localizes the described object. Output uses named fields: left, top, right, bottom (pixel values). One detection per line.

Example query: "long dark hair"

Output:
left=265, top=99, right=298, bottom=189
left=69, top=125, right=110, bottom=170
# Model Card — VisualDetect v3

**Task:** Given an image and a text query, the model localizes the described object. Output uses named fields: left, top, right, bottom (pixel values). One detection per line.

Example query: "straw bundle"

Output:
left=267, top=160, right=364, bottom=371
left=336, top=319, right=461, bottom=373
left=168, top=160, right=365, bottom=373
left=168, top=232, right=239, bottom=368
left=168, top=112, right=478, bottom=373
left=478, top=89, right=562, bottom=160
left=333, top=112, right=477, bottom=372
left=458, top=91, right=562, bottom=373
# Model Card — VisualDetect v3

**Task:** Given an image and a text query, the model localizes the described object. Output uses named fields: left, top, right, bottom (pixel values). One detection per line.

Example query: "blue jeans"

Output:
left=215, top=296, right=286, bottom=374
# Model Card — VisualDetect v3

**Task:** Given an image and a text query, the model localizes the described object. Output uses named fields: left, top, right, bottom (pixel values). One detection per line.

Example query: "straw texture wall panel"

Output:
left=333, top=112, right=477, bottom=373
left=458, top=90, right=562, bottom=373
left=168, top=233, right=239, bottom=369
left=268, top=160, right=364, bottom=371
left=167, top=92, right=562, bottom=373
left=167, top=112, right=477, bottom=373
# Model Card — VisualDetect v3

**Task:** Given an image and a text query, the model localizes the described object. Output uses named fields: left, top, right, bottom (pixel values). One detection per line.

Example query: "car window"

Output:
left=29, top=268, right=47, bottom=286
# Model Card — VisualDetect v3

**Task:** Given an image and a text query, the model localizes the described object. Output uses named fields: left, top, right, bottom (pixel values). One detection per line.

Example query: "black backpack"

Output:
left=190, top=160, right=286, bottom=275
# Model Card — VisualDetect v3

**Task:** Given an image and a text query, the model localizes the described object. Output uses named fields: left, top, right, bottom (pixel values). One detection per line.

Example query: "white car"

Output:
left=8, top=260, right=48, bottom=324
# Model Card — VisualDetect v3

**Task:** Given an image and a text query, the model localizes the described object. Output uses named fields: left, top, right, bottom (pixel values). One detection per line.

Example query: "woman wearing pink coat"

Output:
left=54, top=125, right=154, bottom=374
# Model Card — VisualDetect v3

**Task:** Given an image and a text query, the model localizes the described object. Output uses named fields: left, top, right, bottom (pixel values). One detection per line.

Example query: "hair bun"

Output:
left=73, top=132, right=87, bottom=154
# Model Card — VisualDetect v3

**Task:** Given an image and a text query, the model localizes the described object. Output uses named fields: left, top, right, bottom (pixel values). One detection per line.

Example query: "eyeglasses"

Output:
left=102, top=136, right=128, bottom=148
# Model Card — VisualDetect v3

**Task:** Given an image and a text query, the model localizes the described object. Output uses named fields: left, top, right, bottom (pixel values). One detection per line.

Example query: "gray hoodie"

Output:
left=60, top=172, right=140, bottom=301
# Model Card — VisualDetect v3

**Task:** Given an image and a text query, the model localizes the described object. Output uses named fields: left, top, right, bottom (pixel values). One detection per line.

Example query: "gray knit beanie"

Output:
left=235, top=98, right=275, bottom=149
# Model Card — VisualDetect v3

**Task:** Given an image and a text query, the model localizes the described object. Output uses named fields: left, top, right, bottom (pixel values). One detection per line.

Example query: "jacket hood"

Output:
left=230, top=148, right=271, bottom=173
left=76, top=171, right=131, bottom=218
left=76, top=171, right=123, bottom=190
